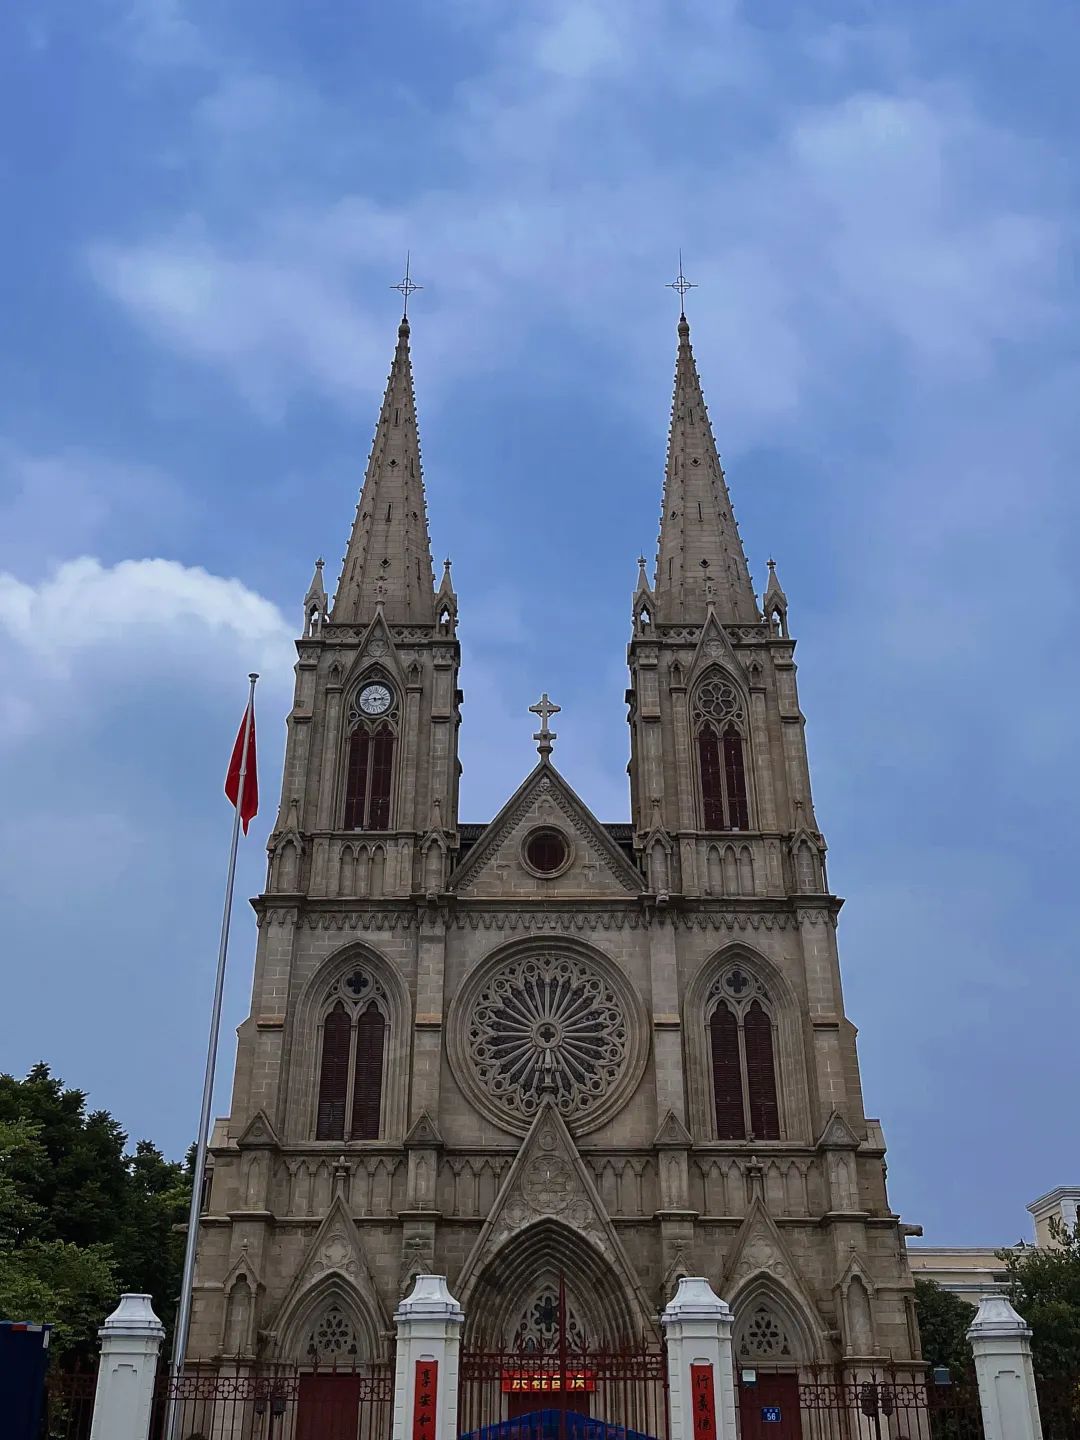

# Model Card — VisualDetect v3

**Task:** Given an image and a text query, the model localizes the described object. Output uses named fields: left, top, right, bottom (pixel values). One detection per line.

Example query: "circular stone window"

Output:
left=447, top=943, right=649, bottom=1136
left=522, top=827, right=571, bottom=877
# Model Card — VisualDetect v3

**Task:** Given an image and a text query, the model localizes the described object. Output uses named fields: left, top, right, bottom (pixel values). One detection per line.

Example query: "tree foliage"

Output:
left=0, top=1065, right=192, bottom=1361
left=913, top=1278, right=975, bottom=1376
left=1001, top=1219, right=1080, bottom=1386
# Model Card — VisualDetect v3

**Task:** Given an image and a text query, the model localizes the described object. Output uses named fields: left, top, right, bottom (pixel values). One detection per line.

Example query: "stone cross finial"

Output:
left=529, top=693, right=561, bottom=758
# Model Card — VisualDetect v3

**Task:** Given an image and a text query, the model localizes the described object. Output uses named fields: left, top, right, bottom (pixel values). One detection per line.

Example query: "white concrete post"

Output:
left=661, top=1277, right=737, bottom=1440
left=967, top=1294, right=1044, bottom=1440
left=393, top=1275, right=464, bottom=1440
left=89, top=1293, right=165, bottom=1440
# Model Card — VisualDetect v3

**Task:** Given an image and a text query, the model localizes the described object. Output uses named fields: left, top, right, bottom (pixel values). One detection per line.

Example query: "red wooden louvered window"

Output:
left=710, top=1003, right=746, bottom=1140
left=343, top=732, right=371, bottom=830
left=367, top=725, right=394, bottom=831
left=699, top=726, right=726, bottom=830
left=722, top=725, right=749, bottom=830
left=744, top=1000, right=780, bottom=1140
left=316, top=1003, right=351, bottom=1141
left=350, top=1003, right=386, bottom=1140
left=343, top=725, right=395, bottom=831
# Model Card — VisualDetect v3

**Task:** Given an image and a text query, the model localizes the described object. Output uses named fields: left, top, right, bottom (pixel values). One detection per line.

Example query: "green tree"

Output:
left=0, top=1117, right=46, bottom=1245
left=913, top=1278, right=975, bottom=1376
left=0, top=1065, right=192, bottom=1360
left=1000, top=1220, right=1080, bottom=1385
left=0, top=1241, right=118, bottom=1359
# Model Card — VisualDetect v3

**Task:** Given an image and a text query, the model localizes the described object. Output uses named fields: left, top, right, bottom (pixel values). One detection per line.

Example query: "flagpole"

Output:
left=170, top=671, right=259, bottom=1395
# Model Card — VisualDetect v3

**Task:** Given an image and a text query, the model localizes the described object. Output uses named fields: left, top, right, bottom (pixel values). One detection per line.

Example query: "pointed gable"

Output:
left=331, top=316, right=436, bottom=626
left=455, top=1100, right=655, bottom=1336
left=269, top=1195, right=389, bottom=1349
left=688, top=611, right=747, bottom=686
left=721, top=1196, right=827, bottom=1337
left=448, top=762, right=644, bottom=898
left=653, top=313, right=759, bottom=626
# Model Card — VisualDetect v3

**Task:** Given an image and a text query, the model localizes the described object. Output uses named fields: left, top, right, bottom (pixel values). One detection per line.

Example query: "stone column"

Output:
left=967, top=1294, right=1044, bottom=1440
left=88, top=1294, right=165, bottom=1440
left=393, top=1275, right=464, bottom=1440
left=661, top=1277, right=737, bottom=1440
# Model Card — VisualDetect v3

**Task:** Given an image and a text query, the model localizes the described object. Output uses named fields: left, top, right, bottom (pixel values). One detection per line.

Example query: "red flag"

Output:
left=225, top=700, right=258, bottom=834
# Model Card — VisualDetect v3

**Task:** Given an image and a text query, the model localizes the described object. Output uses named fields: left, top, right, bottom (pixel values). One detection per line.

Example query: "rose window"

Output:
left=692, top=678, right=745, bottom=728
left=738, top=1306, right=791, bottom=1359
left=511, top=1290, right=585, bottom=1352
left=467, top=953, right=629, bottom=1126
left=307, top=1305, right=358, bottom=1360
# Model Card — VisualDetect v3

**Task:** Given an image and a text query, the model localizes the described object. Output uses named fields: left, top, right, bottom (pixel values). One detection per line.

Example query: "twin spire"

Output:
left=329, top=303, right=762, bottom=632
left=651, top=312, right=759, bottom=624
left=331, top=316, right=436, bottom=625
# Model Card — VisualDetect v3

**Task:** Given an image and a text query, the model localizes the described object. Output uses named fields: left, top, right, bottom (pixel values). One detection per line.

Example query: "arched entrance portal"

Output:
left=458, top=1233, right=665, bottom=1440
left=731, top=1284, right=817, bottom=1440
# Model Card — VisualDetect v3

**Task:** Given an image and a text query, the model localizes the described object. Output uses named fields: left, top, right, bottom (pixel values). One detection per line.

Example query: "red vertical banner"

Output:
left=690, top=1363, right=717, bottom=1440
left=413, top=1359, right=439, bottom=1440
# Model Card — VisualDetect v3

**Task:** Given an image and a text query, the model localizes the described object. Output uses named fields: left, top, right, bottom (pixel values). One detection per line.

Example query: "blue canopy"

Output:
left=461, top=1410, right=658, bottom=1440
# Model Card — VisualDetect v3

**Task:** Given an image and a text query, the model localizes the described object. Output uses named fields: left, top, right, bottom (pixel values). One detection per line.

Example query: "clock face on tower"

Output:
left=357, top=682, right=393, bottom=717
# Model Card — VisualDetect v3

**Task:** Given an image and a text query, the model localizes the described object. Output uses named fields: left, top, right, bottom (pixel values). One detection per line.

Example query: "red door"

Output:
left=737, top=1372, right=802, bottom=1440
left=297, top=1373, right=362, bottom=1440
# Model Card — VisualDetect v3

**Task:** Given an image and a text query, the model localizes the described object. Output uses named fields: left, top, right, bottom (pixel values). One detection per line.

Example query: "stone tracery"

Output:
left=468, top=953, right=627, bottom=1126
left=449, top=943, right=648, bottom=1136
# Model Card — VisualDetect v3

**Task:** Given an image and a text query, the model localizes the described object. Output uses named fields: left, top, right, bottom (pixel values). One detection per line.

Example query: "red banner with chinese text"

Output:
left=501, top=1370, right=596, bottom=1394
left=413, top=1360, right=439, bottom=1440
left=690, top=1364, right=717, bottom=1440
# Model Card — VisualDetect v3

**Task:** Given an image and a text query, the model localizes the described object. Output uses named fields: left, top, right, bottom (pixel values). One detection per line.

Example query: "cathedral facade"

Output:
left=189, top=308, right=921, bottom=1404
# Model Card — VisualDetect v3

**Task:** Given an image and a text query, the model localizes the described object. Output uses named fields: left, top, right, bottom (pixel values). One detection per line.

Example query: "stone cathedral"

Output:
left=190, top=307, right=921, bottom=1409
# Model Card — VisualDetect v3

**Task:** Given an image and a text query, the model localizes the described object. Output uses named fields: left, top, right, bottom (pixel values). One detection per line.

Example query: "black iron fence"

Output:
left=457, top=1338, right=670, bottom=1440
left=44, top=1359, right=394, bottom=1440
left=735, top=1371, right=984, bottom=1440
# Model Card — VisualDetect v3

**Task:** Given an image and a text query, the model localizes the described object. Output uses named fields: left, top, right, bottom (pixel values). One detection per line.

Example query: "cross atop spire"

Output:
left=390, top=253, right=422, bottom=319
left=666, top=251, right=697, bottom=317
left=529, top=693, right=561, bottom=759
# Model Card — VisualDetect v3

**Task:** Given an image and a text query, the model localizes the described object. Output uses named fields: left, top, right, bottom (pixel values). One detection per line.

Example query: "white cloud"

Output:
left=0, top=557, right=293, bottom=743
left=0, top=555, right=290, bottom=664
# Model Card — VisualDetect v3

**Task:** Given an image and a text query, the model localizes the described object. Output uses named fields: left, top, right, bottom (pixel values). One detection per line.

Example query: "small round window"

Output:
left=524, top=829, right=569, bottom=875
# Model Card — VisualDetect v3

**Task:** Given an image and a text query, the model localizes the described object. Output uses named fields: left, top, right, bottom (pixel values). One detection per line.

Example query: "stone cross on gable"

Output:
left=530, top=693, right=561, bottom=758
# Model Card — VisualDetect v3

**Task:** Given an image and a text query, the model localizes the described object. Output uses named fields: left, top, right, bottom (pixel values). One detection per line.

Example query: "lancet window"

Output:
left=693, top=675, right=750, bottom=831
left=315, top=968, right=389, bottom=1141
left=707, top=967, right=780, bottom=1140
left=342, top=679, right=398, bottom=831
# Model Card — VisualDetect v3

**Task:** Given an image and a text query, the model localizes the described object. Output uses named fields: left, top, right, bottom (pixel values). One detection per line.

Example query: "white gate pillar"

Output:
left=967, top=1294, right=1044, bottom=1440
left=88, top=1293, right=165, bottom=1440
left=661, top=1277, right=737, bottom=1440
left=393, top=1275, right=464, bottom=1440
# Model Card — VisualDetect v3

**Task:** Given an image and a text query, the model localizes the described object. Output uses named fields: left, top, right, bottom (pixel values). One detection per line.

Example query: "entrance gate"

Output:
left=458, top=1281, right=669, bottom=1440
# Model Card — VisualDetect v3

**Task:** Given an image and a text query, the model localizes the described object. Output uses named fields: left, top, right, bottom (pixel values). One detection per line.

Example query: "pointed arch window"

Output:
left=707, top=969, right=781, bottom=1141
left=315, top=970, right=389, bottom=1141
left=693, top=675, right=751, bottom=831
left=343, top=681, right=398, bottom=832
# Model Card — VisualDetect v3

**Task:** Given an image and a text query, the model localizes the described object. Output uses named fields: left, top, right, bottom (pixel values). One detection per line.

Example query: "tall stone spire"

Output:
left=653, top=314, right=758, bottom=624
left=331, top=316, right=436, bottom=625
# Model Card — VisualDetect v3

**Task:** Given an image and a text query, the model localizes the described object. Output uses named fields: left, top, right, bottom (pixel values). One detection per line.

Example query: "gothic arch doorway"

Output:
left=732, top=1288, right=814, bottom=1440
left=458, top=1273, right=667, bottom=1440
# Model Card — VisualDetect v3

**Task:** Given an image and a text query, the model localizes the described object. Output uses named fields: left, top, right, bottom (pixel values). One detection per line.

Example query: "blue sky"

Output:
left=1, top=0, right=1077, bottom=1247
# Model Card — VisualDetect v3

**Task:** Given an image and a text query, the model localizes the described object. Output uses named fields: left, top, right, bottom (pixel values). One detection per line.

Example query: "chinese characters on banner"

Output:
left=501, top=1371, right=596, bottom=1394
left=690, top=1364, right=717, bottom=1440
left=413, top=1359, right=439, bottom=1440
